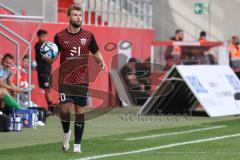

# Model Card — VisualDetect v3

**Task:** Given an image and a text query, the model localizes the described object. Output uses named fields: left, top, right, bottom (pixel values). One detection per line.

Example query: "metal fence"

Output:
left=0, top=14, right=43, bottom=106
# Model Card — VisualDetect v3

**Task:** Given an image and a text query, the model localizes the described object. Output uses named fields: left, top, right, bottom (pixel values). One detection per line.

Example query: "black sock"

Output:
left=74, top=113, right=85, bottom=144
left=60, top=110, right=70, bottom=134
left=61, top=121, right=70, bottom=133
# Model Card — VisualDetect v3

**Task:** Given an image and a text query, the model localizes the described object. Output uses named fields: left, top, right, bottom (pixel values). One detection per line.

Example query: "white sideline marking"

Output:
left=145, top=151, right=240, bottom=155
left=75, top=133, right=240, bottom=160
left=125, top=125, right=226, bottom=141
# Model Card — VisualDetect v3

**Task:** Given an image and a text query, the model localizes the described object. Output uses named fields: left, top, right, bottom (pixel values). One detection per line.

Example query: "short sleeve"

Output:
left=89, top=33, right=99, bottom=54
left=54, top=34, right=62, bottom=52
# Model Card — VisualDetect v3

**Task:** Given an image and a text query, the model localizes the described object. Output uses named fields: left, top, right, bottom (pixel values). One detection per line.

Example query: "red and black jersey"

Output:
left=54, top=28, right=99, bottom=85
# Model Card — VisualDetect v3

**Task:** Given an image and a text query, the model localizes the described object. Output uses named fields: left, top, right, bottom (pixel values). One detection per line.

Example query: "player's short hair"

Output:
left=2, top=53, right=14, bottom=61
left=67, top=4, right=82, bottom=16
left=128, top=58, right=137, bottom=63
left=23, top=55, right=28, bottom=60
left=232, top=35, right=238, bottom=40
left=200, top=31, right=206, bottom=37
left=37, top=29, right=47, bottom=36
left=175, top=29, right=183, bottom=35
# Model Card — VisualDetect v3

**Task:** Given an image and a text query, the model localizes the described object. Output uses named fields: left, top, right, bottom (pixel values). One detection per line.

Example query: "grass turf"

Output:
left=0, top=107, right=240, bottom=160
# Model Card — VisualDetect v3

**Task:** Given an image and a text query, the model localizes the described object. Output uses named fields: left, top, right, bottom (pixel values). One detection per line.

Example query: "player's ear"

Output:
left=67, top=15, right=71, bottom=22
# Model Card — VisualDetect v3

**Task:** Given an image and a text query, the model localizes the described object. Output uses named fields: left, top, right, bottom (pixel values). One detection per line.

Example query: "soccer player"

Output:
left=35, top=29, right=54, bottom=113
left=53, top=4, right=106, bottom=153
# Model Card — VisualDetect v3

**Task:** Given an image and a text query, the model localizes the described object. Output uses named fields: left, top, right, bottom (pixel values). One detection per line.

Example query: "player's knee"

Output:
left=2, top=88, right=7, bottom=93
left=75, top=106, right=85, bottom=114
left=60, top=108, right=69, bottom=116
left=60, top=103, right=71, bottom=113
left=60, top=111, right=70, bottom=122
left=60, top=105, right=71, bottom=121
left=0, top=88, right=7, bottom=98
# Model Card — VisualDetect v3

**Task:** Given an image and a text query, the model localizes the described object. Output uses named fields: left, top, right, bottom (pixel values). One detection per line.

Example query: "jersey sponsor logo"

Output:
left=70, top=46, right=81, bottom=57
left=66, top=46, right=83, bottom=60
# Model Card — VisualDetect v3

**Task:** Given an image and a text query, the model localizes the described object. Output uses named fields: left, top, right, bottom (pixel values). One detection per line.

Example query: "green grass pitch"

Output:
left=0, top=107, right=240, bottom=160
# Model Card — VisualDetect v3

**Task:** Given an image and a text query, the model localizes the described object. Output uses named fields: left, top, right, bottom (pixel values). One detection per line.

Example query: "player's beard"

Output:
left=70, top=20, right=82, bottom=28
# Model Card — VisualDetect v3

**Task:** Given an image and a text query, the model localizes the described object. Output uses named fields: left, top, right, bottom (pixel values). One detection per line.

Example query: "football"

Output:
left=40, top=41, right=59, bottom=59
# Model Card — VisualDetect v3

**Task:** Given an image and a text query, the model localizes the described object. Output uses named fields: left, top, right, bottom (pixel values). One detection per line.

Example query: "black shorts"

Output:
left=37, top=72, right=51, bottom=89
left=59, top=83, right=88, bottom=107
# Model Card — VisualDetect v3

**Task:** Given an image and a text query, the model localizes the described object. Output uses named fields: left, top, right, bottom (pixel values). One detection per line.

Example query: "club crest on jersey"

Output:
left=80, top=38, right=87, bottom=45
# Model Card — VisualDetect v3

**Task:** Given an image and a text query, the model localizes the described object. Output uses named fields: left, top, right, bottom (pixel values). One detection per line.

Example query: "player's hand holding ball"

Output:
left=42, top=54, right=53, bottom=63
left=40, top=41, right=59, bottom=64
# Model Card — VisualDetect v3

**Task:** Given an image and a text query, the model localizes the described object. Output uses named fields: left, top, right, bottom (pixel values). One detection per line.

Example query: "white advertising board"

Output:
left=177, top=65, right=240, bottom=117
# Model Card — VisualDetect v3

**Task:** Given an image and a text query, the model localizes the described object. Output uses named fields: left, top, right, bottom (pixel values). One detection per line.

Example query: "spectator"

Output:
left=199, top=30, right=207, bottom=43
left=197, top=31, right=215, bottom=64
left=120, top=58, right=148, bottom=105
left=170, top=29, right=184, bottom=41
left=120, top=58, right=140, bottom=88
left=0, top=53, right=23, bottom=94
left=229, top=36, right=240, bottom=62
left=12, top=55, right=28, bottom=89
left=0, top=53, right=23, bottom=111
left=165, top=29, right=184, bottom=64
left=35, top=29, right=53, bottom=113
left=11, top=55, right=37, bottom=108
left=163, top=55, right=175, bottom=71
left=229, top=36, right=240, bottom=77
left=21, top=55, right=29, bottom=73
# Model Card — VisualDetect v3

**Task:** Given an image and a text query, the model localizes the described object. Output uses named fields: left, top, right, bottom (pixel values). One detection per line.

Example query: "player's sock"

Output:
left=61, top=121, right=70, bottom=133
left=60, top=110, right=70, bottom=133
left=74, top=113, right=85, bottom=144
left=3, top=94, right=22, bottom=109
